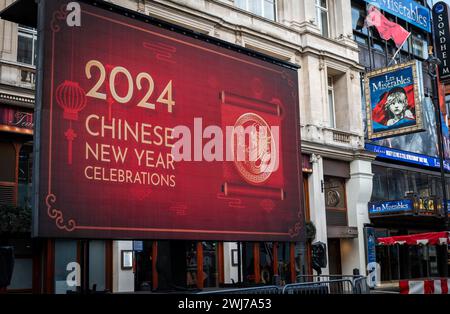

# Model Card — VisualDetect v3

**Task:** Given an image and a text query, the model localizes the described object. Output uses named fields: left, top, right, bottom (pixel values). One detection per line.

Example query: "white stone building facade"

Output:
left=0, top=0, right=376, bottom=292
left=104, top=0, right=375, bottom=287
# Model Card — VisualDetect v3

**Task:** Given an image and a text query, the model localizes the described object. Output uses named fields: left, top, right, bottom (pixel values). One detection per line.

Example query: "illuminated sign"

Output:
left=33, top=0, right=304, bottom=241
left=365, top=61, right=424, bottom=140
left=433, top=2, right=450, bottom=83
left=369, top=199, right=414, bottom=215
left=369, top=197, right=445, bottom=217
left=364, top=0, right=431, bottom=32
left=365, top=143, right=450, bottom=171
left=0, top=105, right=33, bottom=134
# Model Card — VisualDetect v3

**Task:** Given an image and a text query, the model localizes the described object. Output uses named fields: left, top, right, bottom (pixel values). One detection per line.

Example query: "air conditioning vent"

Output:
left=0, top=184, right=15, bottom=206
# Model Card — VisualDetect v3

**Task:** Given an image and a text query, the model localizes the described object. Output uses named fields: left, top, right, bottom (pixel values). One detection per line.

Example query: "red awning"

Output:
left=377, top=232, right=450, bottom=246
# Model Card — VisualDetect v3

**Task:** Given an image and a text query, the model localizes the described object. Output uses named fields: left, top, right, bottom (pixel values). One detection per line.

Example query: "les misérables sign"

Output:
left=34, top=0, right=304, bottom=241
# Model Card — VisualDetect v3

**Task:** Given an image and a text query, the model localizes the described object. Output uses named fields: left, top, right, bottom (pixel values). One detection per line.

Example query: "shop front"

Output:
left=132, top=161, right=314, bottom=292
left=368, top=162, right=450, bottom=281
left=376, top=232, right=449, bottom=281
left=0, top=101, right=35, bottom=293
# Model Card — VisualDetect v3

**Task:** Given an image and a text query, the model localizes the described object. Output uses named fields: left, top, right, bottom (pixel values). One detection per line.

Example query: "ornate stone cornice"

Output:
left=0, top=92, right=35, bottom=108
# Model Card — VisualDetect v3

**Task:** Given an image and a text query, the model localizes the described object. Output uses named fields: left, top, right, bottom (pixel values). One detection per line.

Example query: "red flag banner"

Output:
left=365, top=6, right=411, bottom=48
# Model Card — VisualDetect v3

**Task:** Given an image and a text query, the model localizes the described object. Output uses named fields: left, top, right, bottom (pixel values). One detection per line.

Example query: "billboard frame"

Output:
left=30, top=0, right=304, bottom=241
left=365, top=60, right=425, bottom=140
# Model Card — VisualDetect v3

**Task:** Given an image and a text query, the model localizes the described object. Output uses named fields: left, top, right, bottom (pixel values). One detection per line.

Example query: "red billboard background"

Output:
left=35, top=0, right=304, bottom=241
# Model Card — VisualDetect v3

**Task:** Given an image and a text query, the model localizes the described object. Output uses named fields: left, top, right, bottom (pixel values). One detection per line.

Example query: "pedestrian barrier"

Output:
left=353, top=276, right=371, bottom=294
left=283, top=279, right=354, bottom=295
left=197, top=276, right=370, bottom=295
left=197, top=286, right=282, bottom=295
left=297, top=274, right=371, bottom=294
left=296, top=274, right=364, bottom=283
left=400, top=278, right=450, bottom=294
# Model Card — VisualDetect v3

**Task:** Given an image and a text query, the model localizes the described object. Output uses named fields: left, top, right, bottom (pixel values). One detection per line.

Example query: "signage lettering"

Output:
left=364, top=0, right=431, bottom=33
left=369, top=200, right=413, bottom=215
left=0, top=105, right=34, bottom=131
left=433, top=2, right=450, bottom=82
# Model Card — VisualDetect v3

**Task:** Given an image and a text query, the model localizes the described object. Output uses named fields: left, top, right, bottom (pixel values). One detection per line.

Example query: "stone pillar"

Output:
left=278, top=0, right=320, bottom=33
left=340, top=158, right=373, bottom=276
left=300, top=55, right=327, bottom=128
left=308, top=154, right=329, bottom=275
left=334, top=0, right=357, bottom=45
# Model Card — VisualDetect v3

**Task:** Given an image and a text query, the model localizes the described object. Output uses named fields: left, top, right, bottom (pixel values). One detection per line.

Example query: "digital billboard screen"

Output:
left=33, top=0, right=304, bottom=241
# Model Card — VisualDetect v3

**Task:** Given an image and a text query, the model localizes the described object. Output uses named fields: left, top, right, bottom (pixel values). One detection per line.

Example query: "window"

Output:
left=17, top=26, right=37, bottom=66
left=18, top=144, right=33, bottom=209
left=202, top=242, right=219, bottom=288
left=17, top=25, right=37, bottom=84
left=54, top=240, right=78, bottom=294
left=411, top=34, right=428, bottom=60
left=0, top=142, right=17, bottom=206
left=371, top=166, right=389, bottom=201
left=236, top=0, right=276, bottom=21
left=327, top=76, right=336, bottom=128
left=316, top=0, right=329, bottom=37
left=371, top=165, right=450, bottom=202
left=351, top=5, right=367, bottom=35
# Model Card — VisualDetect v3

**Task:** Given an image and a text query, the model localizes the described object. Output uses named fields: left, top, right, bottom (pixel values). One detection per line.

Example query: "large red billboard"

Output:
left=34, top=0, right=304, bottom=241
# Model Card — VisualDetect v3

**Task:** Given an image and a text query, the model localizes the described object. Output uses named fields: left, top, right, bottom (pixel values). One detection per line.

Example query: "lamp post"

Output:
left=426, top=51, right=449, bottom=230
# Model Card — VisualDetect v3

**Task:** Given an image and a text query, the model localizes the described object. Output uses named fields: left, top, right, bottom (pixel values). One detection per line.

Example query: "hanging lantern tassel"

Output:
left=107, top=95, right=114, bottom=121
left=64, top=125, right=77, bottom=165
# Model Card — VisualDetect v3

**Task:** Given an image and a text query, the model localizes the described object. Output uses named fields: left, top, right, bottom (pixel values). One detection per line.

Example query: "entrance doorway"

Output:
left=134, top=241, right=153, bottom=291
left=327, top=239, right=342, bottom=275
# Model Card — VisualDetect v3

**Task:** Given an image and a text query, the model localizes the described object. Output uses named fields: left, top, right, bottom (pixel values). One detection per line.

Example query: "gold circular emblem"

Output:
left=326, top=190, right=341, bottom=208
left=233, top=113, right=276, bottom=185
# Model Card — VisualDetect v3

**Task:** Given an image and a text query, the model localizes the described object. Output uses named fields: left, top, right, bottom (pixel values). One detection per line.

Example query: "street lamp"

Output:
left=426, top=49, right=449, bottom=231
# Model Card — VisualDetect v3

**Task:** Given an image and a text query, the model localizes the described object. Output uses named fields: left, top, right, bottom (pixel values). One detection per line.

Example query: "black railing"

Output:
left=283, top=279, right=355, bottom=295
left=197, top=275, right=370, bottom=295
left=197, top=286, right=282, bottom=295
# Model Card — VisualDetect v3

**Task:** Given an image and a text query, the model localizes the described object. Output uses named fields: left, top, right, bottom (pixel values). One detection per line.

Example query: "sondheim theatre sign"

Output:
left=433, top=2, right=450, bottom=83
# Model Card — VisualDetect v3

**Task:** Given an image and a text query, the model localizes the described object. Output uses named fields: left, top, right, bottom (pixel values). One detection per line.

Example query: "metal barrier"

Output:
left=197, top=276, right=370, bottom=295
left=296, top=274, right=364, bottom=283
left=353, top=277, right=371, bottom=294
left=283, top=279, right=355, bottom=295
left=296, top=275, right=371, bottom=294
left=197, top=286, right=282, bottom=295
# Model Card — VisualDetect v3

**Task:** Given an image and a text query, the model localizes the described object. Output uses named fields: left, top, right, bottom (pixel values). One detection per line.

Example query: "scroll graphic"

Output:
left=220, top=90, right=284, bottom=203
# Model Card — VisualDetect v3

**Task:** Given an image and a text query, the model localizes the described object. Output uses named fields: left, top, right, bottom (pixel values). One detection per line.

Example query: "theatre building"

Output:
left=0, top=8, right=35, bottom=292
left=0, top=0, right=374, bottom=293
left=351, top=0, right=450, bottom=281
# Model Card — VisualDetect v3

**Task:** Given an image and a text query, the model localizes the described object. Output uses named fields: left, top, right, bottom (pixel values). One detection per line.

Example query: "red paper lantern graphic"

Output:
left=56, top=80, right=87, bottom=165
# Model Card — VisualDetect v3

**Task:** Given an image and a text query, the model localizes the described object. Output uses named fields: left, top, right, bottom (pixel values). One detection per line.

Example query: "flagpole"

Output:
left=387, top=34, right=411, bottom=67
